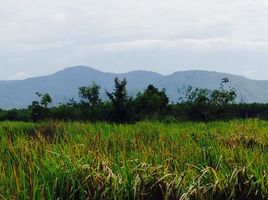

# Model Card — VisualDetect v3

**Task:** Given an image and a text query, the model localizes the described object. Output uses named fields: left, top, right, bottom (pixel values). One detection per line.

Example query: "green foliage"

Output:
left=1, top=120, right=268, bottom=199
left=0, top=109, right=31, bottom=121
left=37, top=92, right=52, bottom=108
left=3, top=77, right=268, bottom=122
left=29, top=93, right=52, bottom=121
left=106, top=77, right=132, bottom=122
left=79, top=82, right=101, bottom=106
left=78, top=82, right=105, bottom=121
left=179, top=78, right=236, bottom=105
left=50, top=104, right=82, bottom=121
left=211, top=78, right=237, bottom=106
left=134, top=84, right=169, bottom=119
left=178, top=78, right=238, bottom=121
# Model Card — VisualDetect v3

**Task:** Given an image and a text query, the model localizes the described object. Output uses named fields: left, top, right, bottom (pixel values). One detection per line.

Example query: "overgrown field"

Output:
left=1, top=120, right=268, bottom=199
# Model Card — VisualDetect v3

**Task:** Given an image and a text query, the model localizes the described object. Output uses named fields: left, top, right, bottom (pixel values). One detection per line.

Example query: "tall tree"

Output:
left=106, top=78, right=130, bottom=122
left=40, top=93, right=52, bottom=108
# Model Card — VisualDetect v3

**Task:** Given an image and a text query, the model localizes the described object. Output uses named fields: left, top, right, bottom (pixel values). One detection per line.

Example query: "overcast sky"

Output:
left=1, top=0, right=268, bottom=80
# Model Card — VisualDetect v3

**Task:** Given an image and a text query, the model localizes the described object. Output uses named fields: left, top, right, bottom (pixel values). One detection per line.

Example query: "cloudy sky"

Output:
left=1, top=0, right=268, bottom=80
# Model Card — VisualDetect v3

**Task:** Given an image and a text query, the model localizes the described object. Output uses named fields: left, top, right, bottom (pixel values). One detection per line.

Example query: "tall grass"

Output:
left=0, top=119, right=268, bottom=199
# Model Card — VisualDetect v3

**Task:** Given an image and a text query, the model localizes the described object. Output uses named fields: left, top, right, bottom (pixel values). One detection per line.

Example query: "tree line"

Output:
left=1, top=77, right=268, bottom=122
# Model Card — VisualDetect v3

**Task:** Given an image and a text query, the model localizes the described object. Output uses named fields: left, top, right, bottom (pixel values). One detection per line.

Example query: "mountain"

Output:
left=0, top=66, right=268, bottom=109
left=154, top=70, right=268, bottom=103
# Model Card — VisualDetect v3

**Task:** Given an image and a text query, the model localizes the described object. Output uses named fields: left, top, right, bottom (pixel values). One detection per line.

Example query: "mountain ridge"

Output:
left=5, top=65, right=258, bottom=82
left=1, top=66, right=268, bottom=109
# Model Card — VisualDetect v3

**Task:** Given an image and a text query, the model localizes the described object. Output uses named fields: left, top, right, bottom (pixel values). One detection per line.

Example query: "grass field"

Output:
left=1, top=119, right=268, bottom=199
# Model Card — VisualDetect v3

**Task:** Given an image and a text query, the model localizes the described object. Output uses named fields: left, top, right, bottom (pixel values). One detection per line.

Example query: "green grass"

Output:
left=1, top=119, right=268, bottom=199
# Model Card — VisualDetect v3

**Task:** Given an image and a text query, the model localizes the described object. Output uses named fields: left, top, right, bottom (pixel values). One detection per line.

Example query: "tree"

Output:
left=29, top=92, right=52, bottom=121
left=210, top=78, right=237, bottom=107
left=134, top=84, right=169, bottom=119
left=40, top=93, right=52, bottom=108
left=78, top=82, right=102, bottom=120
left=106, top=78, right=130, bottom=122
left=179, top=86, right=211, bottom=105
left=178, top=86, right=211, bottom=121
left=178, top=78, right=237, bottom=121
left=78, top=82, right=101, bottom=106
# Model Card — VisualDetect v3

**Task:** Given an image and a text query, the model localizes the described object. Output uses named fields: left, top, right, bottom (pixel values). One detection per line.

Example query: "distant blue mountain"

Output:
left=0, top=66, right=267, bottom=109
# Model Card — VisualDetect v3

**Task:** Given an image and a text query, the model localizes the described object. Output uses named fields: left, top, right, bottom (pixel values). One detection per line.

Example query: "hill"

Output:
left=0, top=66, right=268, bottom=109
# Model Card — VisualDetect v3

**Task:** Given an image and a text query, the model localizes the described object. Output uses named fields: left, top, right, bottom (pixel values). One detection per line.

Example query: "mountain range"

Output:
left=1, top=66, right=268, bottom=109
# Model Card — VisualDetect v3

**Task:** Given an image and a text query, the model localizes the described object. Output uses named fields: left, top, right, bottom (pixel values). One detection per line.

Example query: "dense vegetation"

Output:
left=1, top=77, right=268, bottom=123
left=0, top=119, right=268, bottom=199
left=1, top=77, right=268, bottom=199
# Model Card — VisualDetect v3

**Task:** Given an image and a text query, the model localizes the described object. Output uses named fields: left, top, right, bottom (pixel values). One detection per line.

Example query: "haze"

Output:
left=1, top=0, right=268, bottom=80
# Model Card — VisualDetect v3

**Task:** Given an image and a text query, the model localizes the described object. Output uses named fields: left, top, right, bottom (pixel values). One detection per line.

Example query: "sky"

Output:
left=1, top=0, right=268, bottom=80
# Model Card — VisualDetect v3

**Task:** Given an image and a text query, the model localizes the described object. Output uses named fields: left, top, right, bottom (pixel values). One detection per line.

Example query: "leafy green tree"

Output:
left=178, top=78, right=237, bottom=121
left=179, top=86, right=211, bottom=105
left=30, top=92, right=52, bottom=121
left=78, top=82, right=101, bottom=106
left=210, top=78, right=237, bottom=106
left=39, top=93, right=52, bottom=108
left=29, top=100, right=44, bottom=122
left=134, top=84, right=169, bottom=119
left=106, top=78, right=131, bottom=122
left=78, top=82, right=102, bottom=120
left=178, top=86, right=211, bottom=120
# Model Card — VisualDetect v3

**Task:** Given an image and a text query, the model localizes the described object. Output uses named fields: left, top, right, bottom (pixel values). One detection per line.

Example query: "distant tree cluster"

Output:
left=177, top=78, right=237, bottom=120
left=2, top=77, right=268, bottom=122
